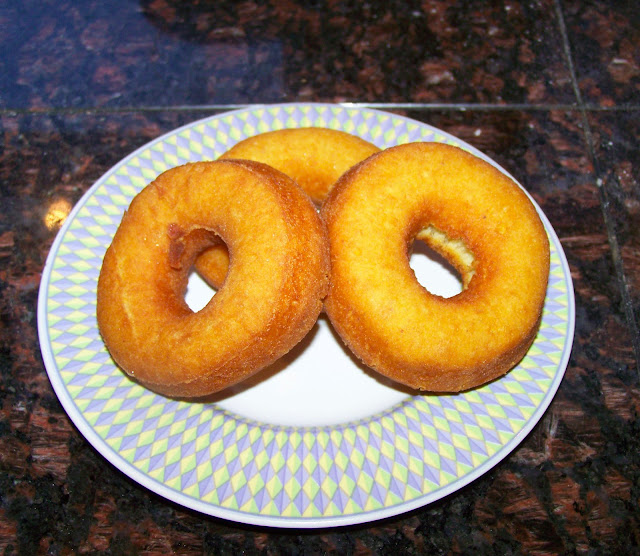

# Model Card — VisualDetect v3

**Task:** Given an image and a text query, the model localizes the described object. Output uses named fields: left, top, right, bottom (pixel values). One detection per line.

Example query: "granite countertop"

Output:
left=1, top=0, right=639, bottom=553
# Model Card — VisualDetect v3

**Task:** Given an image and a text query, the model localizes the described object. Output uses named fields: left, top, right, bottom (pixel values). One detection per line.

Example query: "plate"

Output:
left=37, top=103, right=575, bottom=528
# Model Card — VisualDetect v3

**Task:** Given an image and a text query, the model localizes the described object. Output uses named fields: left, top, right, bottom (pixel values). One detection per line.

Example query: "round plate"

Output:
left=37, top=103, right=575, bottom=528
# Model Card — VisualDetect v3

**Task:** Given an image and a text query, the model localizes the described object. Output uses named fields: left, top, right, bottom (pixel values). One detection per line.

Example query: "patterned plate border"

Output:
left=37, top=103, right=575, bottom=528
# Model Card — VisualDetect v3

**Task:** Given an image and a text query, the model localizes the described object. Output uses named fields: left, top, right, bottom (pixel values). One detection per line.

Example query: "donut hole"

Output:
left=409, top=241, right=463, bottom=298
left=410, top=226, right=475, bottom=299
left=173, top=229, right=228, bottom=312
left=184, top=269, right=217, bottom=311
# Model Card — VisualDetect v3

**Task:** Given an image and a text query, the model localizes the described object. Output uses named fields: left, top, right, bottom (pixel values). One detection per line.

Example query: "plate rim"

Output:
left=37, top=102, right=575, bottom=528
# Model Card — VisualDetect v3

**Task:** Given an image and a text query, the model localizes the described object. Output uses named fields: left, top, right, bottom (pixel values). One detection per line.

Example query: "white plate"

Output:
left=38, top=103, right=575, bottom=528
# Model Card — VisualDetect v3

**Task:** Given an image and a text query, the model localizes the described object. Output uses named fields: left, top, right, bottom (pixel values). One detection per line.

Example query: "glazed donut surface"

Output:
left=97, top=160, right=329, bottom=398
left=195, top=128, right=379, bottom=288
left=321, top=142, right=550, bottom=392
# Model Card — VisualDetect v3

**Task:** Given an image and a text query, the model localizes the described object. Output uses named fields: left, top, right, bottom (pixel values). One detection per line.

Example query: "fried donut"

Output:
left=321, top=142, right=550, bottom=392
left=195, top=128, right=380, bottom=288
left=221, top=128, right=381, bottom=204
left=97, top=160, right=329, bottom=398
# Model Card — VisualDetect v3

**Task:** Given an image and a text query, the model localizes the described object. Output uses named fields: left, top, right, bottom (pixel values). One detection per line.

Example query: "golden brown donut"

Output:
left=195, top=128, right=380, bottom=289
left=97, top=160, right=329, bottom=398
left=220, top=128, right=381, bottom=204
left=321, top=142, right=550, bottom=392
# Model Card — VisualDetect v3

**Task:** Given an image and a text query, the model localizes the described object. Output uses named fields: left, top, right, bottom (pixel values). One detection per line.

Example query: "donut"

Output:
left=97, top=160, right=329, bottom=398
left=195, top=128, right=380, bottom=289
left=321, top=142, right=550, bottom=392
left=220, top=128, right=381, bottom=204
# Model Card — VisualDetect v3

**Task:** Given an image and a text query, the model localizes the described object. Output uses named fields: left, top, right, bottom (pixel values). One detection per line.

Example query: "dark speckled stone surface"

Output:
left=1, top=0, right=639, bottom=553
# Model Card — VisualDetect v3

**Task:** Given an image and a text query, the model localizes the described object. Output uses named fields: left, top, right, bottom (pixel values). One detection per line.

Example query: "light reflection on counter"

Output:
left=44, top=199, right=72, bottom=230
